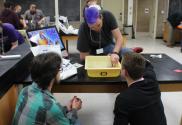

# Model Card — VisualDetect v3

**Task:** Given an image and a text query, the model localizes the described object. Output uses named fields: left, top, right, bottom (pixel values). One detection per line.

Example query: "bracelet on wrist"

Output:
left=111, top=52, right=120, bottom=57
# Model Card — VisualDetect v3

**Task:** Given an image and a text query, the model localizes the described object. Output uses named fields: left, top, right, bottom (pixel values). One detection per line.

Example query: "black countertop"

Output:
left=62, top=53, right=182, bottom=84
left=1, top=44, right=181, bottom=97
left=22, top=53, right=182, bottom=85
left=0, top=43, right=33, bottom=99
left=143, top=54, right=182, bottom=83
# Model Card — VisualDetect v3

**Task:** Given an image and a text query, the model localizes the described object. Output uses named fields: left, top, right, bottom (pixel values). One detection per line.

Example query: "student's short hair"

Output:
left=122, top=52, right=146, bottom=80
left=4, top=2, right=14, bottom=9
left=30, top=4, right=36, bottom=9
left=31, top=52, right=62, bottom=90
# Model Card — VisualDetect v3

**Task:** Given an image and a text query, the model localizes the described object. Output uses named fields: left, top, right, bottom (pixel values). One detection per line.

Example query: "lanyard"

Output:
left=89, top=29, right=102, bottom=48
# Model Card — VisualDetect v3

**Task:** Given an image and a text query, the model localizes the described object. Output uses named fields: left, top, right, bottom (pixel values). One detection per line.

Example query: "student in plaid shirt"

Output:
left=12, top=52, right=82, bottom=125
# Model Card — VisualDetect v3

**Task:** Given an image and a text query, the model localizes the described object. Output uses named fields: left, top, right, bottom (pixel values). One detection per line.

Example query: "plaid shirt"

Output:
left=12, top=83, right=78, bottom=125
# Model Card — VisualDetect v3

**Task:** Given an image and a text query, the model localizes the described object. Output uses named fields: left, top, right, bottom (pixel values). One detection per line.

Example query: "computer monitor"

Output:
left=26, top=26, right=66, bottom=51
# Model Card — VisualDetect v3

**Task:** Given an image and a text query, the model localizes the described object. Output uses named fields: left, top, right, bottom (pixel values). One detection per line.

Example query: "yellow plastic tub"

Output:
left=85, top=56, right=121, bottom=77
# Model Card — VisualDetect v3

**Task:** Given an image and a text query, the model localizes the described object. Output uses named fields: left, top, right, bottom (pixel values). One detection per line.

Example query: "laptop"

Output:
left=26, top=26, right=77, bottom=80
left=26, top=26, right=66, bottom=51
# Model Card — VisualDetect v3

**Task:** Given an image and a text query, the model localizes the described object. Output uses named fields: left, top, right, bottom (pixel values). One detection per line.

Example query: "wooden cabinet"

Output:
left=163, top=22, right=168, bottom=42
left=163, top=21, right=181, bottom=44
left=0, top=85, right=18, bottom=125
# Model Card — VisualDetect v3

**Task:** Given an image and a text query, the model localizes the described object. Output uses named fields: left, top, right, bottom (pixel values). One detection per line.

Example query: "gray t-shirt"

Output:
left=24, top=9, right=44, bottom=29
left=77, top=10, right=118, bottom=53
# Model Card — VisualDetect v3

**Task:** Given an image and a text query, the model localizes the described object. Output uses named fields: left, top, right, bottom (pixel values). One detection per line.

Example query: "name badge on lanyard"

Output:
left=96, top=48, right=104, bottom=54
left=90, top=29, right=103, bottom=54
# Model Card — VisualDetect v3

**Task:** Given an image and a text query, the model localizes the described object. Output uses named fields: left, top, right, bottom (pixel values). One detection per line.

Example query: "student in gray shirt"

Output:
left=24, top=4, right=45, bottom=29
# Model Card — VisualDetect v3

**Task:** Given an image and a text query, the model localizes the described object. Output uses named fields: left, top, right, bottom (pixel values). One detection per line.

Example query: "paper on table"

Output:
left=0, top=54, right=21, bottom=60
left=73, top=63, right=83, bottom=68
left=30, top=45, right=62, bottom=56
left=60, top=58, right=77, bottom=80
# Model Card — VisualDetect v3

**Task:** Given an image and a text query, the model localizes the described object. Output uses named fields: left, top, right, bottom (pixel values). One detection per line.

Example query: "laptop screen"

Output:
left=26, top=26, right=65, bottom=51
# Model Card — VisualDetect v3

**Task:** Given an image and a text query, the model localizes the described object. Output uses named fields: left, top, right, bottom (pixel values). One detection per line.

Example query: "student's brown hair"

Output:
left=122, top=52, right=146, bottom=80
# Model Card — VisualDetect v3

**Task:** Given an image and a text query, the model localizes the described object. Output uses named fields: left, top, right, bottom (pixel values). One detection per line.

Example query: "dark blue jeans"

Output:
left=103, top=43, right=132, bottom=56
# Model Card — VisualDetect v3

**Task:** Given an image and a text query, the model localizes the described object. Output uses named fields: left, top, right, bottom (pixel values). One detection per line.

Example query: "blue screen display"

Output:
left=27, top=27, right=65, bottom=50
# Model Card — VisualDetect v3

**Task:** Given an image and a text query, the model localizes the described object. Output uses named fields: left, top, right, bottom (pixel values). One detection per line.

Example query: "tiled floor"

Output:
left=54, top=32, right=182, bottom=125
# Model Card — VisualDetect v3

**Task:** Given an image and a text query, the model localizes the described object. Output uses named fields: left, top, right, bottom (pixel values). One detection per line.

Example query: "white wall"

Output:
left=127, top=0, right=133, bottom=25
left=102, top=0, right=124, bottom=29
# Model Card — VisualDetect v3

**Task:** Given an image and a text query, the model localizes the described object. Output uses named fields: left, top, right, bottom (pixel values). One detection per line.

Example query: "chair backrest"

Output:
left=18, top=30, right=32, bottom=47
